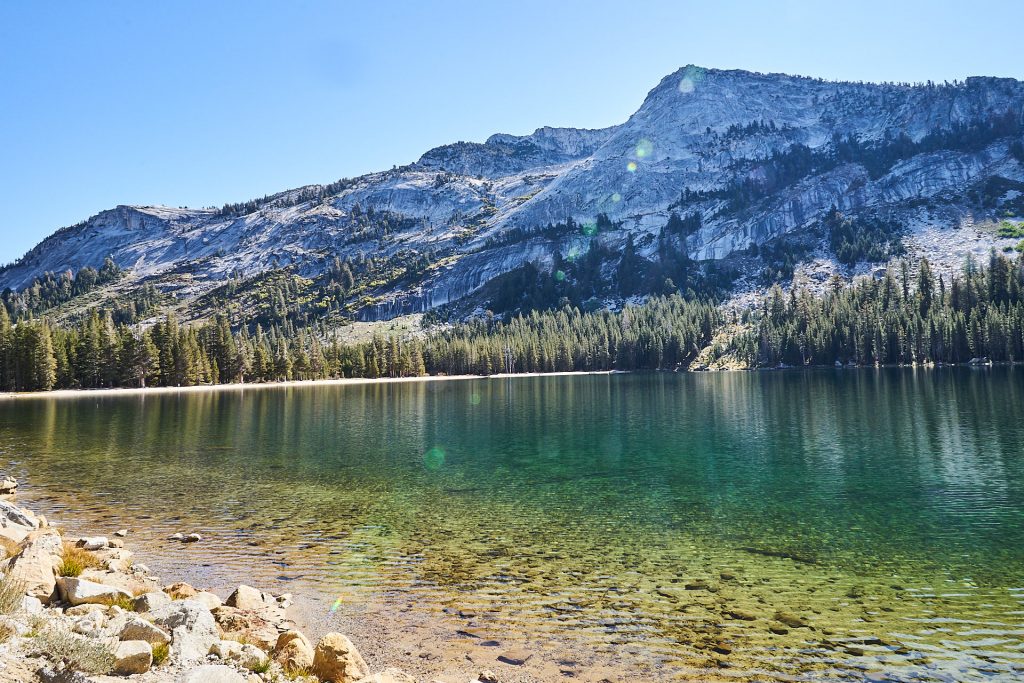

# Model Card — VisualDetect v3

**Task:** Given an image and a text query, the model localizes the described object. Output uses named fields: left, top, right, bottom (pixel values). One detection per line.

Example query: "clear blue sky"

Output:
left=2, top=0, right=1023, bottom=265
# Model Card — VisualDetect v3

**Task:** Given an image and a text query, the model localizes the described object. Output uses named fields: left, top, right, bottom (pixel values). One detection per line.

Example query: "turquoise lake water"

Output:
left=1, top=369, right=1022, bottom=681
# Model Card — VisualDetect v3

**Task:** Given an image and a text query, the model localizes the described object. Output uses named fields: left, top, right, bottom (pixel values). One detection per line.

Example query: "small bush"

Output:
left=32, top=624, right=116, bottom=674
left=58, top=544, right=101, bottom=577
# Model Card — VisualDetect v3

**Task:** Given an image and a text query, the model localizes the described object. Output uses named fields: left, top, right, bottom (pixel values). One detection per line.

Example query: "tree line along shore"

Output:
left=0, top=251, right=1023, bottom=393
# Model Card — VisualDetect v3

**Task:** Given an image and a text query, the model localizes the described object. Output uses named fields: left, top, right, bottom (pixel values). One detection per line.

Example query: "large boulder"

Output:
left=212, top=606, right=279, bottom=651
left=80, top=568, right=154, bottom=597
left=182, top=665, right=247, bottom=683
left=273, top=630, right=314, bottom=671
left=6, top=528, right=63, bottom=602
left=149, top=599, right=219, bottom=665
left=57, top=577, right=132, bottom=606
left=224, top=584, right=275, bottom=611
left=112, top=640, right=152, bottom=675
left=312, top=633, right=370, bottom=683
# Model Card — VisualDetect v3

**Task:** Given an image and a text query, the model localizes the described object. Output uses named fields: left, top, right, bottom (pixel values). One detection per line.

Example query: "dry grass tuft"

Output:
left=57, top=543, right=102, bottom=577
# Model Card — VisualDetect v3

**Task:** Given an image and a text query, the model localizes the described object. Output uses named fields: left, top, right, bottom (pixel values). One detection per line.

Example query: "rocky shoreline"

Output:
left=0, top=477, right=498, bottom=683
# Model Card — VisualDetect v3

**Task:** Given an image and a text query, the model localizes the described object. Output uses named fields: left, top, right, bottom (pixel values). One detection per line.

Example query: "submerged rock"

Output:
left=773, top=610, right=809, bottom=628
left=497, top=649, right=532, bottom=665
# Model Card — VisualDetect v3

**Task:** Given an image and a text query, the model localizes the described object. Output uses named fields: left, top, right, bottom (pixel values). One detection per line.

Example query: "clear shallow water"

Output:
left=1, top=369, right=1023, bottom=681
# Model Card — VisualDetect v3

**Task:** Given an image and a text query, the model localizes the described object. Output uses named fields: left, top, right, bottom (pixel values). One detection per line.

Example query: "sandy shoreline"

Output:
left=0, top=371, right=624, bottom=401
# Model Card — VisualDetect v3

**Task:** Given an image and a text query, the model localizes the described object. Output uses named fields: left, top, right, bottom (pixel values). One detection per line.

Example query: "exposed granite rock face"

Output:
left=3, top=67, right=1022, bottom=320
left=5, top=528, right=62, bottom=602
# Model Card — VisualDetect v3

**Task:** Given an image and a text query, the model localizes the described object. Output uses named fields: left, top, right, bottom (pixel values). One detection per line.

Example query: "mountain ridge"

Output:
left=3, top=65, right=1024, bottom=327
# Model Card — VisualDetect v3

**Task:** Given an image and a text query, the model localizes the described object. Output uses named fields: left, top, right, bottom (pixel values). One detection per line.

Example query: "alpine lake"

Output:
left=2, top=368, right=1022, bottom=682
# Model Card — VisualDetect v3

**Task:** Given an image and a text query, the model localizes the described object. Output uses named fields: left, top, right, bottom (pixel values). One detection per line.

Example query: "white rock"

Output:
left=0, top=476, right=18, bottom=494
left=194, top=591, right=223, bottom=610
left=76, top=536, right=109, bottom=551
left=20, top=595, right=43, bottom=615
left=183, top=533, right=202, bottom=543
left=114, top=529, right=128, bottom=537
left=168, top=532, right=184, bottom=541
left=149, top=599, right=219, bottom=665
left=57, top=576, right=132, bottom=606
left=119, top=615, right=171, bottom=645
left=235, top=643, right=269, bottom=670
left=182, top=665, right=247, bottom=683
left=133, top=590, right=171, bottom=612
left=224, top=584, right=274, bottom=611
left=112, top=639, right=153, bottom=675
left=210, top=639, right=244, bottom=658
left=72, top=609, right=106, bottom=637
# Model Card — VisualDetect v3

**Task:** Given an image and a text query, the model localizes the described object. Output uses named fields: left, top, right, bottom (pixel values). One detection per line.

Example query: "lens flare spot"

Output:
left=678, top=65, right=705, bottom=95
left=469, top=392, right=481, bottom=405
left=554, top=269, right=566, bottom=282
left=635, top=139, right=653, bottom=158
left=582, top=222, right=597, bottom=237
left=330, top=597, right=344, bottom=613
left=423, top=447, right=446, bottom=470
left=611, top=192, right=622, bottom=202
left=626, top=162, right=637, bottom=173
